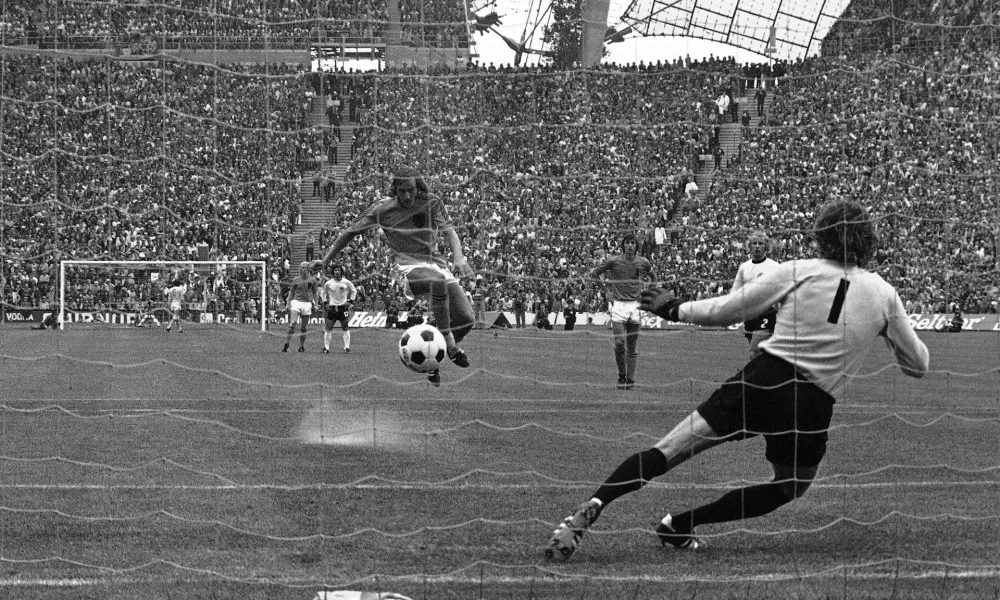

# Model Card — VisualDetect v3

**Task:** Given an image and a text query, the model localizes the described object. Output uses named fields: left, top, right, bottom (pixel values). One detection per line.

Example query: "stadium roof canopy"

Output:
left=609, top=0, right=853, bottom=59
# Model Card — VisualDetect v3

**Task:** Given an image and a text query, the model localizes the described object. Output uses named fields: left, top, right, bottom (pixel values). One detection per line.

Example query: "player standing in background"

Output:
left=547, top=199, right=930, bottom=559
left=135, top=297, right=161, bottom=328
left=320, top=265, right=358, bottom=354
left=732, top=230, right=781, bottom=358
left=321, top=167, right=475, bottom=386
left=471, top=280, right=487, bottom=329
left=282, top=261, right=320, bottom=353
left=588, top=233, right=655, bottom=390
left=164, top=278, right=188, bottom=333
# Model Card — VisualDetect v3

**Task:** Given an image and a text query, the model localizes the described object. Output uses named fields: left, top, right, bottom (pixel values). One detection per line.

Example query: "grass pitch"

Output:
left=0, top=322, right=998, bottom=599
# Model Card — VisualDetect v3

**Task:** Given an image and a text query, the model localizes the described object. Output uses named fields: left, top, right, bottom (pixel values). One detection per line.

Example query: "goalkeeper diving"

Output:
left=546, top=198, right=930, bottom=559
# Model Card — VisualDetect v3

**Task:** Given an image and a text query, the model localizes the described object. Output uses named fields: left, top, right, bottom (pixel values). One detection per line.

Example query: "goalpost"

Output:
left=58, top=260, right=269, bottom=332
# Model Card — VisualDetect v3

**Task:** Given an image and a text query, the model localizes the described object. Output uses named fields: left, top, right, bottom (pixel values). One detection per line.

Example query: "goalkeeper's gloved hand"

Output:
left=640, top=288, right=683, bottom=321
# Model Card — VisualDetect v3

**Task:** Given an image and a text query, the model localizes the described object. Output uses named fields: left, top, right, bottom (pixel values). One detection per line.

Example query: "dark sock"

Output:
left=671, top=482, right=791, bottom=533
left=431, top=279, right=451, bottom=338
left=593, top=448, right=668, bottom=506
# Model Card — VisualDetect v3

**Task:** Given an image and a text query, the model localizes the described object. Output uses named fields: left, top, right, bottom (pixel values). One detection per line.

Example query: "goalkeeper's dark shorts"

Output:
left=696, top=352, right=834, bottom=468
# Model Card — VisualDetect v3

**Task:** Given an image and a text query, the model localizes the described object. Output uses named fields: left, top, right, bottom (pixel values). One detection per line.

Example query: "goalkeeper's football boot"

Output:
left=447, top=347, right=470, bottom=368
left=655, top=514, right=704, bottom=550
left=427, top=369, right=441, bottom=387
left=546, top=499, right=602, bottom=560
left=616, top=376, right=628, bottom=390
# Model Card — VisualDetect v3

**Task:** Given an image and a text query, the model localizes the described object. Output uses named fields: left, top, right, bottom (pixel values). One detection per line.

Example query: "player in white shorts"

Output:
left=321, top=167, right=475, bottom=386
left=163, top=278, right=188, bottom=333
left=282, top=261, right=320, bottom=353
left=589, top=233, right=655, bottom=390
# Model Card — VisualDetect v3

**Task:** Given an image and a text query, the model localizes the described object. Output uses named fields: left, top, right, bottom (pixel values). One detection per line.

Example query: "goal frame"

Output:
left=58, top=260, right=268, bottom=331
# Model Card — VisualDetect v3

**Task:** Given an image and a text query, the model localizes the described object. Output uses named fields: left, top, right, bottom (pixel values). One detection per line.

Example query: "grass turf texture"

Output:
left=0, top=323, right=998, bottom=599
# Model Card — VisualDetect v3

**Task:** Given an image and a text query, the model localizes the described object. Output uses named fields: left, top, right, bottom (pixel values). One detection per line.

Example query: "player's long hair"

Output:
left=389, top=167, right=430, bottom=200
left=812, top=199, right=879, bottom=267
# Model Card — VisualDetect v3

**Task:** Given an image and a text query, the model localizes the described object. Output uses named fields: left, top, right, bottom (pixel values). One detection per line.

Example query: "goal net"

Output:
left=58, top=260, right=269, bottom=331
left=1, top=2, right=998, bottom=598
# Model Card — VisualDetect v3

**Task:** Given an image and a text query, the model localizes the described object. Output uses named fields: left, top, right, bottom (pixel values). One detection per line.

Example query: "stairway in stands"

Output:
left=289, top=97, right=358, bottom=267
left=692, top=87, right=775, bottom=205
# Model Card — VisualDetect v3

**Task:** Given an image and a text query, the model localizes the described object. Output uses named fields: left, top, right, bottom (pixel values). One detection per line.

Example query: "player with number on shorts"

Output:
left=320, top=265, right=357, bottom=354
left=732, top=229, right=781, bottom=359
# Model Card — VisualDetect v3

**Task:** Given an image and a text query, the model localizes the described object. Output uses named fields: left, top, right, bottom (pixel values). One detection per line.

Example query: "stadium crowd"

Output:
left=710, top=48, right=1000, bottom=315
left=3, top=3, right=999, bottom=321
left=2, top=54, right=312, bottom=315
left=5, top=0, right=472, bottom=50
left=328, top=47, right=998, bottom=317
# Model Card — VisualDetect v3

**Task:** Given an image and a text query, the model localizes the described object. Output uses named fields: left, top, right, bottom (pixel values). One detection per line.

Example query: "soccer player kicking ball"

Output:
left=321, top=167, right=475, bottom=386
left=546, top=199, right=930, bottom=559
left=320, top=265, right=358, bottom=354
left=282, top=261, right=320, bottom=353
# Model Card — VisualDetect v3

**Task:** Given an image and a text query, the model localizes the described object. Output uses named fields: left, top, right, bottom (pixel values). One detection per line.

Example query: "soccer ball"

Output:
left=398, top=324, right=447, bottom=373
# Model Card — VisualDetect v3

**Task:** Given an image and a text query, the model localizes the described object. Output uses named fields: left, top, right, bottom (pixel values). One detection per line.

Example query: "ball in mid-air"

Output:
left=398, top=324, right=447, bottom=373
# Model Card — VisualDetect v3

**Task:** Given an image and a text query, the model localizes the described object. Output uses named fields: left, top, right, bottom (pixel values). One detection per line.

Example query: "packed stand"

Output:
left=330, top=59, right=745, bottom=315
left=825, top=0, right=998, bottom=55
left=10, top=0, right=389, bottom=49
left=1, top=55, right=313, bottom=316
left=696, top=49, right=1000, bottom=313
left=327, top=50, right=997, bottom=317
left=399, top=0, right=468, bottom=47
left=5, top=45, right=998, bottom=320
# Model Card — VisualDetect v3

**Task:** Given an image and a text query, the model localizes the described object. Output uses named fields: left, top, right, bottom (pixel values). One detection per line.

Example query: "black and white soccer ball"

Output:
left=398, top=323, right=447, bottom=374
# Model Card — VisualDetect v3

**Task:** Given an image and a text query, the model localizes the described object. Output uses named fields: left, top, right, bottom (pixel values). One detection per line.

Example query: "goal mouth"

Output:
left=58, top=260, right=269, bottom=331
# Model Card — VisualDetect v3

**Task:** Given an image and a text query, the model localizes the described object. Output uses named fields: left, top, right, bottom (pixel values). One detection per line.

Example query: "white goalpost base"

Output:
left=58, top=260, right=268, bottom=332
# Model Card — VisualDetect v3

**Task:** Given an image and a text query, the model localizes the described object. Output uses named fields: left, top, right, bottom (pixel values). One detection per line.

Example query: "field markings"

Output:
left=2, top=565, right=1000, bottom=588
left=0, top=479, right=997, bottom=491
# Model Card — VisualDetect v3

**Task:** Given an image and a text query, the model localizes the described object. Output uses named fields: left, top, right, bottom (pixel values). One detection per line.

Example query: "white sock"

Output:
left=343, top=330, right=351, bottom=349
left=323, top=331, right=332, bottom=349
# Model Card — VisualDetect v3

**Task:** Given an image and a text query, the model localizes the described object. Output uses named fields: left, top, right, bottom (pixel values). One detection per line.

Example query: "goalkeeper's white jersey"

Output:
left=679, top=258, right=929, bottom=398
left=321, top=277, right=357, bottom=307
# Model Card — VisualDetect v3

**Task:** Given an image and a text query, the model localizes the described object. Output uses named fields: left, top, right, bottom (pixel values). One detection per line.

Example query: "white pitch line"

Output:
left=1, top=567, right=1000, bottom=588
left=0, top=480, right=997, bottom=491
